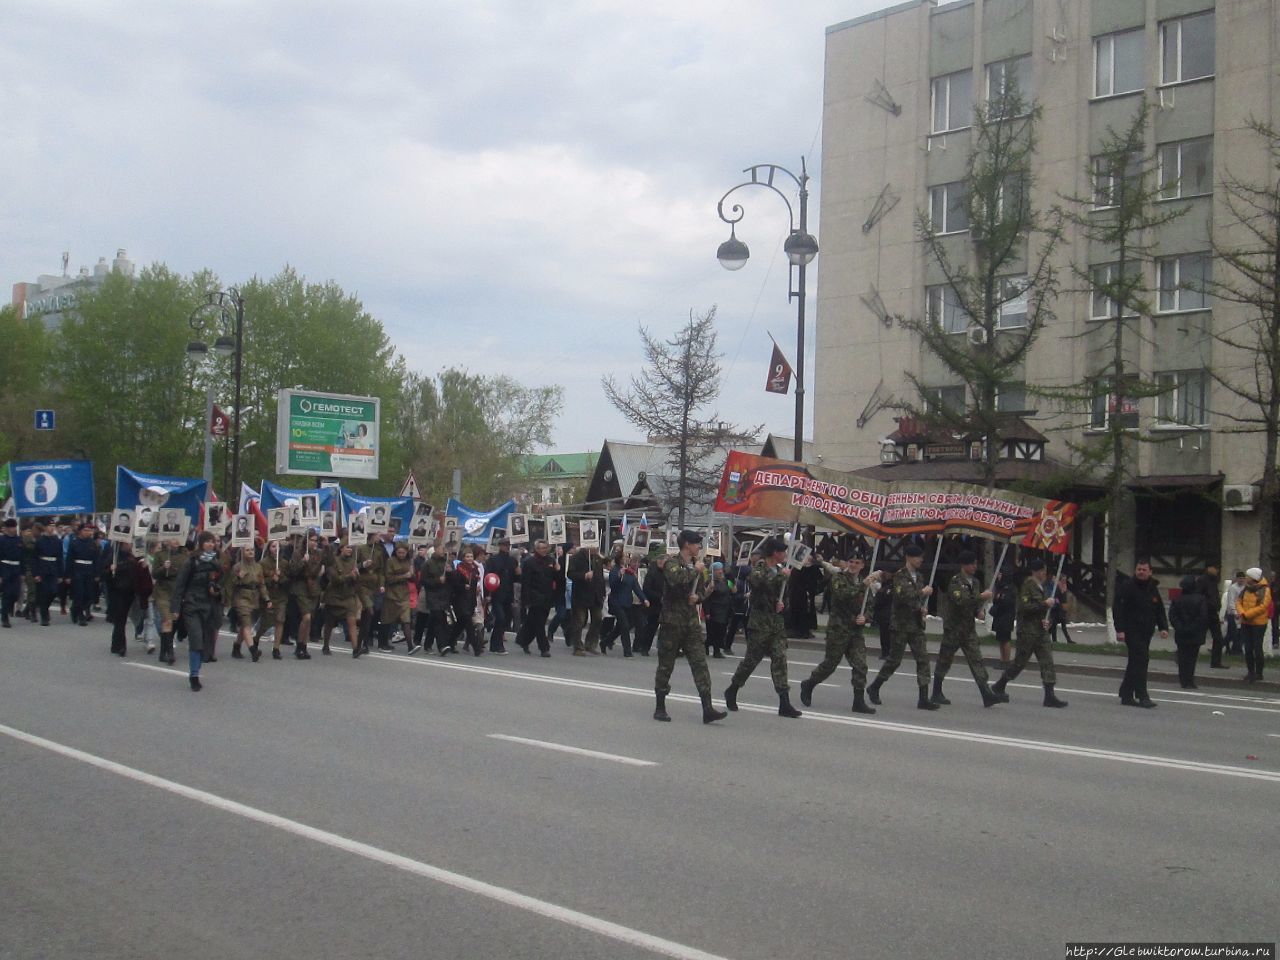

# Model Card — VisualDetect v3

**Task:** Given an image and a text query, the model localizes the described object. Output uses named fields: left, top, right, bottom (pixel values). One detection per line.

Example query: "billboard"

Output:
left=276, top=389, right=380, bottom=480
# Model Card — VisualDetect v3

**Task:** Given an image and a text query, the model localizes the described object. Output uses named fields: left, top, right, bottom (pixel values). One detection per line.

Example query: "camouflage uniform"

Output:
left=729, top=561, right=790, bottom=693
left=936, top=570, right=989, bottom=683
left=229, top=559, right=269, bottom=630
left=805, top=570, right=869, bottom=689
left=871, top=566, right=931, bottom=687
left=1003, top=576, right=1056, bottom=683
left=654, top=557, right=712, bottom=697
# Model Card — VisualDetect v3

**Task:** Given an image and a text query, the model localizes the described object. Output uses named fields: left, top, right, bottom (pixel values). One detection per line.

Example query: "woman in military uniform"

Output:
left=254, top=539, right=292, bottom=659
left=322, top=539, right=362, bottom=657
left=229, top=546, right=269, bottom=662
left=380, top=543, right=414, bottom=651
left=288, top=534, right=324, bottom=659
left=354, top=534, right=385, bottom=653
left=151, top=538, right=186, bottom=664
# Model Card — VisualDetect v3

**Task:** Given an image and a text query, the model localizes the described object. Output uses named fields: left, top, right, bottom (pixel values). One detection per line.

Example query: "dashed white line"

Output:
left=487, top=734, right=658, bottom=767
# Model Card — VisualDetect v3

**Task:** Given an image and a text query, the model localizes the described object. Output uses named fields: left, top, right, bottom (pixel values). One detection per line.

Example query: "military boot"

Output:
left=991, top=674, right=1009, bottom=698
left=231, top=641, right=245, bottom=659
left=778, top=690, right=802, bottom=718
left=916, top=685, right=940, bottom=711
left=865, top=678, right=883, bottom=705
left=930, top=675, right=950, bottom=705
left=1043, top=683, right=1068, bottom=708
left=723, top=683, right=740, bottom=712
left=249, top=641, right=262, bottom=663
left=799, top=678, right=815, bottom=707
left=978, top=679, right=1006, bottom=706
left=701, top=691, right=727, bottom=724
left=653, top=690, right=671, bottom=722
left=159, top=631, right=175, bottom=664
left=852, top=687, right=876, bottom=715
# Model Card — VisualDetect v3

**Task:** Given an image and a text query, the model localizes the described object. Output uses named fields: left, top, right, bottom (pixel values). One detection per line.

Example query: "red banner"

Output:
left=210, top=405, right=230, bottom=437
left=765, top=343, right=792, bottom=395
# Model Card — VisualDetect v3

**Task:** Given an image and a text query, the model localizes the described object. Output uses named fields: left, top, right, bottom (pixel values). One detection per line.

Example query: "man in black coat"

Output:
left=1113, top=559, right=1169, bottom=708
left=485, top=538, right=520, bottom=654
left=515, top=540, right=557, bottom=656
left=567, top=544, right=606, bottom=655
left=1196, top=564, right=1227, bottom=668
left=634, top=554, right=666, bottom=656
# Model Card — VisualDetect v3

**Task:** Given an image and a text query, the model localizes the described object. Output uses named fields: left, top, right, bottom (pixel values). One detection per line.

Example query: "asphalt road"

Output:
left=2, top=619, right=1278, bottom=960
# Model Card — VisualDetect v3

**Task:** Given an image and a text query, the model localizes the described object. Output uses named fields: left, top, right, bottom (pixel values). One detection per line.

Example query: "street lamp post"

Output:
left=716, top=159, right=818, bottom=463
left=187, top=288, right=246, bottom=499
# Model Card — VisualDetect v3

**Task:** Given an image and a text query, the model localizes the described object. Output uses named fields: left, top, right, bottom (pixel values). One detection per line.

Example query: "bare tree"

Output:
left=1206, top=118, right=1280, bottom=568
left=603, top=307, right=759, bottom=528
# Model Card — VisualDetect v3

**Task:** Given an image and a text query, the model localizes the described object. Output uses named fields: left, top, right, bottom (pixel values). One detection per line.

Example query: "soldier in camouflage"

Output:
left=866, top=543, right=939, bottom=710
left=653, top=530, right=727, bottom=724
left=725, top=536, right=802, bottom=718
left=991, top=558, right=1068, bottom=707
left=932, top=550, right=1007, bottom=707
left=800, top=555, right=878, bottom=714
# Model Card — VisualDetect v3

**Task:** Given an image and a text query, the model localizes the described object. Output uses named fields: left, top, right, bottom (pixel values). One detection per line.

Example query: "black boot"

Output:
left=799, top=678, right=814, bottom=707
left=866, top=678, right=883, bottom=705
left=1043, top=683, right=1068, bottom=708
left=250, top=642, right=262, bottom=662
left=778, top=690, right=802, bottom=718
left=701, top=691, right=727, bottom=724
left=295, top=642, right=311, bottom=660
left=159, top=631, right=174, bottom=664
left=978, top=679, right=1005, bottom=707
left=991, top=675, right=1009, bottom=698
left=189, top=675, right=202, bottom=691
left=930, top=675, right=950, bottom=705
left=724, top=683, right=739, bottom=712
left=852, top=687, right=876, bottom=714
left=653, top=690, right=671, bottom=722
left=917, top=685, right=940, bottom=711
left=231, top=642, right=244, bottom=659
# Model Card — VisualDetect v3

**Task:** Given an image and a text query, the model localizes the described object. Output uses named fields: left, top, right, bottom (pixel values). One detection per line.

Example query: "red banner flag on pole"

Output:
left=765, top=341, right=793, bottom=395
left=210, top=405, right=230, bottom=437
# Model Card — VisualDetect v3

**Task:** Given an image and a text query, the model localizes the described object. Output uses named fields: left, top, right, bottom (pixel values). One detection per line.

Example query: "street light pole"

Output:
left=188, top=287, right=246, bottom=499
left=716, top=159, right=818, bottom=464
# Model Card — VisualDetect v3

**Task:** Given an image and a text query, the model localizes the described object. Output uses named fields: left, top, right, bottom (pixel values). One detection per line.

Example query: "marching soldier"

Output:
left=323, top=539, right=363, bottom=658
left=288, top=534, right=323, bottom=659
left=799, top=555, right=878, bottom=714
left=932, top=550, right=1006, bottom=707
left=151, top=537, right=186, bottom=663
left=653, top=530, right=727, bottom=724
left=355, top=533, right=386, bottom=652
left=866, top=543, right=938, bottom=710
left=67, top=522, right=102, bottom=626
left=725, top=536, right=802, bottom=718
left=991, top=558, right=1068, bottom=707
left=21, top=524, right=38, bottom=621
left=254, top=539, right=291, bottom=659
left=0, top=518, right=24, bottom=628
left=379, top=542, right=414, bottom=654
left=31, top=520, right=65, bottom=626
left=229, top=546, right=269, bottom=662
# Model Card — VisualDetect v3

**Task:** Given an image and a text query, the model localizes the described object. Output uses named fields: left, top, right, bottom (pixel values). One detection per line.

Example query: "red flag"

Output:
left=765, top=342, right=792, bottom=395
left=1019, top=501, right=1078, bottom=555
left=210, top=405, right=230, bottom=437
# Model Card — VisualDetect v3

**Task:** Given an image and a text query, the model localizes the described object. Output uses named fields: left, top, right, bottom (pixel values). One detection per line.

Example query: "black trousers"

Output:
left=634, top=605, right=661, bottom=654
left=109, top=589, right=135, bottom=653
left=1174, top=639, right=1202, bottom=686
left=489, top=597, right=512, bottom=652
left=1241, top=623, right=1267, bottom=678
left=724, top=612, right=746, bottom=651
left=877, top=620, right=893, bottom=659
left=1207, top=615, right=1226, bottom=666
left=607, top=606, right=636, bottom=655
left=1, top=575, right=19, bottom=621
left=516, top=603, right=551, bottom=653
left=1119, top=630, right=1153, bottom=701
left=71, top=574, right=96, bottom=623
left=705, top=618, right=727, bottom=655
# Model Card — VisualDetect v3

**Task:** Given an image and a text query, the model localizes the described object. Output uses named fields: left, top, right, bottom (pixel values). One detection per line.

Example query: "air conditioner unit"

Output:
left=967, top=325, right=988, bottom=346
left=1223, top=484, right=1259, bottom=512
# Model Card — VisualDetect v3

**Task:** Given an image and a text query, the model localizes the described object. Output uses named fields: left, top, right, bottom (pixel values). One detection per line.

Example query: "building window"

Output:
left=1157, top=252, right=1211, bottom=312
left=1092, top=153, right=1142, bottom=208
left=928, top=181, right=970, bottom=234
left=1156, top=370, right=1208, bottom=426
left=995, top=383, right=1028, bottom=412
left=1091, top=262, right=1142, bottom=319
left=927, top=285, right=971, bottom=334
left=1160, top=11, right=1214, bottom=85
left=1158, top=137, right=1213, bottom=199
left=1090, top=375, right=1140, bottom=429
left=1094, top=28, right=1145, bottom=98
left=997, top=276, right=1029, bottom=329
left=931, top=69, right=973, bottom=134
left=986, top=56, right=1033, bottom=118
left=925, top=385, right=966, bottom=414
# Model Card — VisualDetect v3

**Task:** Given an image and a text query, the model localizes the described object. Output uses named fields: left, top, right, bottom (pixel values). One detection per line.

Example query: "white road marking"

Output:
left=122, top=661, right=184, bottom=676
left=487, top=734, right=657, bottom=767
left=366, top=653, right=1280, bottom=784
left=0, top=722, right=731, bottom=960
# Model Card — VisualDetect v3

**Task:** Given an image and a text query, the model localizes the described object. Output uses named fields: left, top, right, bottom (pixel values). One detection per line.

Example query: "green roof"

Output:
left=521, top=452, right=598, bottom=478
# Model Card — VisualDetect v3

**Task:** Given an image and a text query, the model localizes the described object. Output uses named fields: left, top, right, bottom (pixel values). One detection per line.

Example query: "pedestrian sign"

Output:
left=34, top=410, right=55, bottom=431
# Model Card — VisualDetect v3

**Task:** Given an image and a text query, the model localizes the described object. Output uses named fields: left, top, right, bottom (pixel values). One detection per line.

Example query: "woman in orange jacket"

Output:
left=1235, top=567, right=1271, bottom=683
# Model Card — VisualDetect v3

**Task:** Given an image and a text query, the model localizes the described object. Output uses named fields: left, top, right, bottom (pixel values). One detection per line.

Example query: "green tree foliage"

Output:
left=398, top=368, right=563, bottom=507
left=0, top=304, right=57, bottom=464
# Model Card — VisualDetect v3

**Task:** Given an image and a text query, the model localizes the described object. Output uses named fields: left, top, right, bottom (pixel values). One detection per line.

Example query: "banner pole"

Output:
left=1046, top=552, right=1067, bottom=599
left=925, top=536, right=944, bottom=591
left=988, top=542, right=1011, bottom=593
left=858, top=538, right=882, bottom=619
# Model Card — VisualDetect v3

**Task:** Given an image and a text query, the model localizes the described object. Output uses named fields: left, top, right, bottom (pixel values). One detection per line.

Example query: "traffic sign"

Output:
left=34, top=409, right=55, bottom=431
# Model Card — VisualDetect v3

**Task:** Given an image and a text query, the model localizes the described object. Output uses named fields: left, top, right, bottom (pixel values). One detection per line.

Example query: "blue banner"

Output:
left=258, top=479, right=340, bottom=513
left=12, top=460, right=97, bottom=517
left=341, top=491, right=414, bottom=539
left=115, top=467, right=208, bottom=521
left=445, top=498, right=516, bottom=544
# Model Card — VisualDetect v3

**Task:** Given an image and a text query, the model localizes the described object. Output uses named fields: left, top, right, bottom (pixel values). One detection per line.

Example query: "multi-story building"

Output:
left=11, top=249, right=136, bottom=327
left=817, top=0, right=1278, bottom=587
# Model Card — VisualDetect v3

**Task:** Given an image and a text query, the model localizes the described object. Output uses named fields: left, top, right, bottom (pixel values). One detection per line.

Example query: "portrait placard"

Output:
left=703, top=527, right=724, bottom=558
left=299, top=493, right=320, bottom=522
left=578, top=518, right=599, bottom=547
left=735, top=539, right=755, bottom=567
left=229, top=513, right=255, bottom=549
left=204, top=501, right=229, bottom=536
left=545, top=514, right=567, bottom=545
left=156, top=508, right=189, bottom=544
left=665, top=530, right=680, bottom=554
left=507, top=512, right=530, bottom=544
left=366, top=503, right=390, bottom=534
left=108, top=509, right=134, bottom=544
left=786, top=541, right=812, bottom=570
left=320, top=510, right=338, bottom=538
left=266, top=508, right=289, bottom=541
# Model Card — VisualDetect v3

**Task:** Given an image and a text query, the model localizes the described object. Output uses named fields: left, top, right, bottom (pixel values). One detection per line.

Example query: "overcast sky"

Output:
left=3, top=0, right=888, bottom=453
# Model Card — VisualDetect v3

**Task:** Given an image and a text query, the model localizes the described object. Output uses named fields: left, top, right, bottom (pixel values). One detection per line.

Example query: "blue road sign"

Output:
left=34, top=409, right=55, bottom=431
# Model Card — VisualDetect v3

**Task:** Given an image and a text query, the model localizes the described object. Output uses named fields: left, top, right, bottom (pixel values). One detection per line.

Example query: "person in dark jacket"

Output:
left=1113, top=559, right=1169, bottom=708
left=871, top=570, right=893, bottom=659
left=546, top=545, right=571, bottom=646
left=567, top=544, right=606, bottom=655
left=701, top=561, right=733, bottom=658
left=724, top=551, right=756, bottom=654
left=32, top=520, right=65, bottom=626
left=634, top=553, right=665, bottom=656
left=603, top=558, right=647, bottom=656
left=515, top=540, right=558, bottom=656
left=1168, top=574, right=1209, bottom=689
left=67, top=522, right=103, bottom=626
left=1, top=518, right=26, bottom=628
left=485, top=539, right=519, bottom=654
left=171, top=531, right=225, bottom=690
left=989, top=570, right=1017, bottom=664
left=786, top=556, right=824, bottom=639
left=1196, top=565, right=1226, bottom=667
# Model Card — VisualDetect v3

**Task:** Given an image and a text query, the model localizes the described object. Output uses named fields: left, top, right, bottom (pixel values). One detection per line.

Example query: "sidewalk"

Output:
left=787, top=616, right=1280, bottom=694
